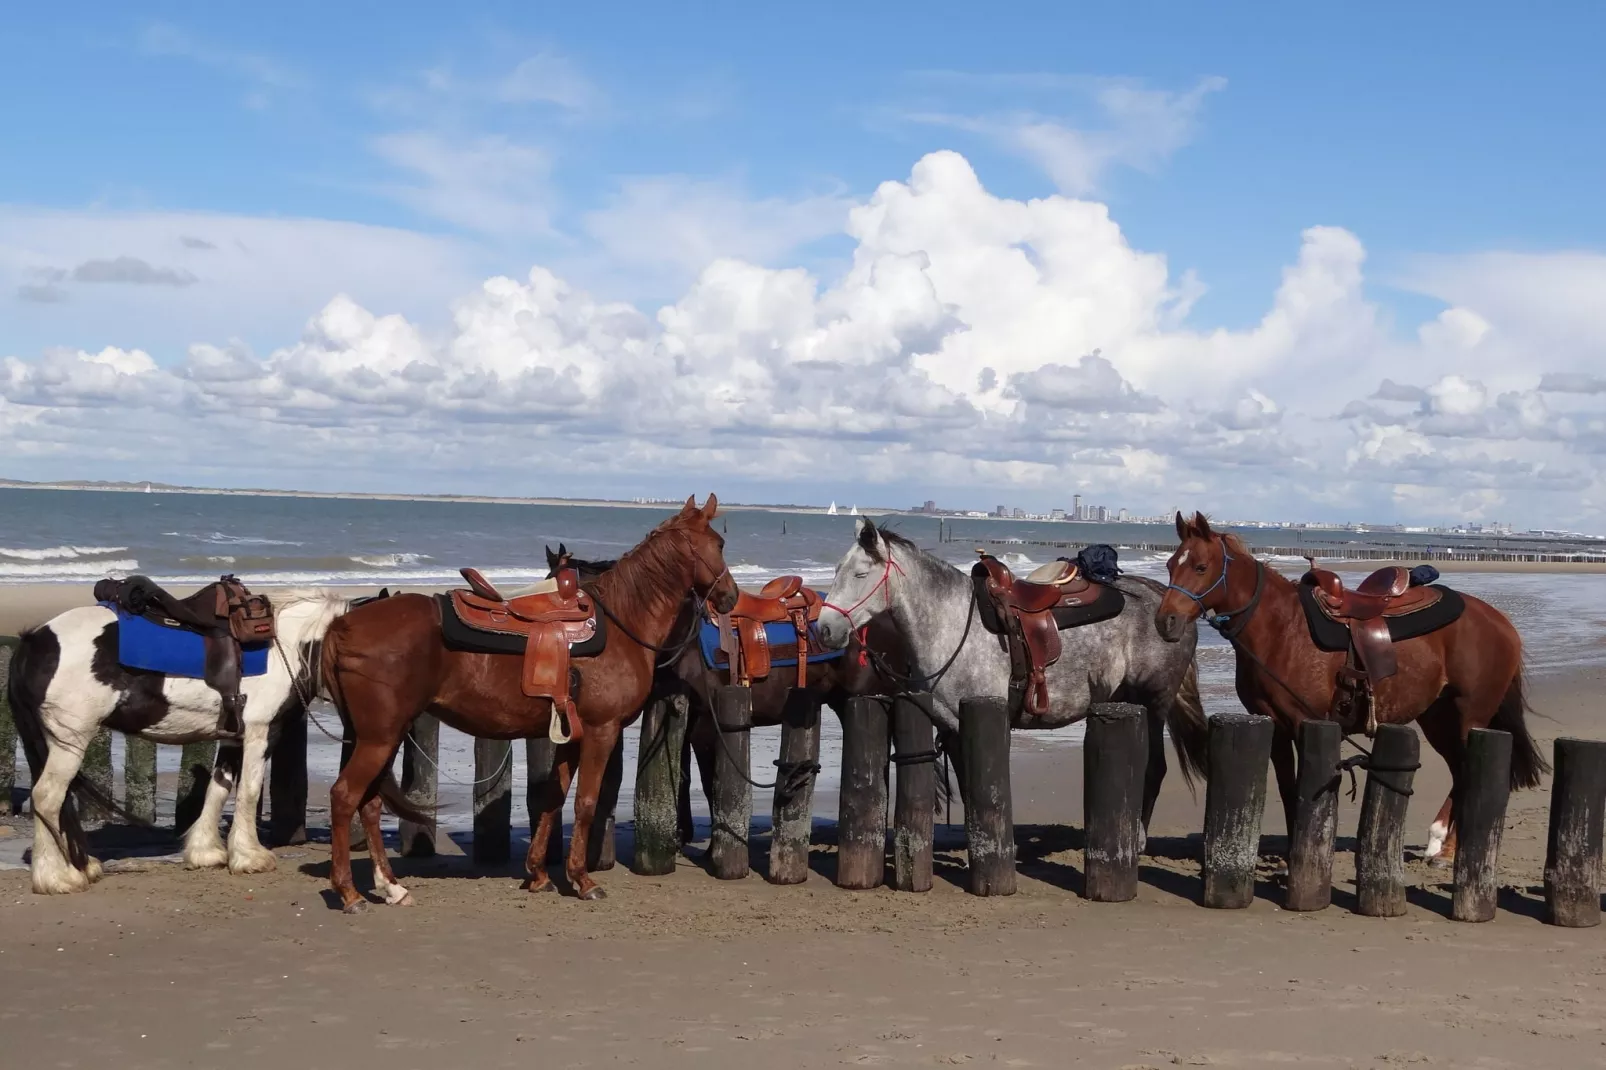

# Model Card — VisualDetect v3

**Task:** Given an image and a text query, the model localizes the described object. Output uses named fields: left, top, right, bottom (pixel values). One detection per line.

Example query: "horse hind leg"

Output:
left=29, top=743, right=95, bottom=894
left=1417, top=697, right=1465, bottom=866
left=183, top=741, right=240, bottom=869
left=359, top=794, right=412, bottom=906
left=329, top=737, right=403, bottom=913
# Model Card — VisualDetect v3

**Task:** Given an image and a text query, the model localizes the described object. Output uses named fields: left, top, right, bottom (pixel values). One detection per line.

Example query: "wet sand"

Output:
left=3, top=660, right=1603, bottom=1068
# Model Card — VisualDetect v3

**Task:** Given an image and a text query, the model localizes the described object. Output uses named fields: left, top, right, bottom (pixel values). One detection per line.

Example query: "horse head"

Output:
left=1156, top=511, right=1231, bottom=642
left=818, top=516, right=903, bottom=650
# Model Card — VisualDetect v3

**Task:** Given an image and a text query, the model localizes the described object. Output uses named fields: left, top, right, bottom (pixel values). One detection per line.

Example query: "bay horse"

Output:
left=319, top=495, right=738, bottom=910
left=6, top=590, right=350, bottom=894
left=1154, top=511, right=1545, bottom=863
left=816, top=518, right=1210, bottom=829
left=547, top=545, right=913, bottom=846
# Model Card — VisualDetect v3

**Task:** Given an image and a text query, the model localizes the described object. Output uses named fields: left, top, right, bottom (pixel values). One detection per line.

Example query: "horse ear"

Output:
left=1193, top=512, right=1214, bottom=538
left=1174, top=511, right=1188, bottom=541
left=544, top=545, right=556, bottom=567
left=682, top=494, right=697, bottom=513
left=702, top=493, right=719, bottom=520
left=857, top=518, right=885, bottom=558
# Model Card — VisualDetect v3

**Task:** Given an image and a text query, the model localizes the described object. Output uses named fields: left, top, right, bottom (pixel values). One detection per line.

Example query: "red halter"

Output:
left=821, top=552, right=904, bottom=625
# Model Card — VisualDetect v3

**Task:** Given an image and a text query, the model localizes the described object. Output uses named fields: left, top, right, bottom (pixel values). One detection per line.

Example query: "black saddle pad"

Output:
left=435, top=593, right=607, bottom=658
left=1297, top=582, right=1466, bottom=653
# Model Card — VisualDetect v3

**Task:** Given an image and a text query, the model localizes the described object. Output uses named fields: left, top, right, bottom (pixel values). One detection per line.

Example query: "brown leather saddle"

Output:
left=708, top=575, right=823, bottom=687
left=450, top=567, right=598, bottom=742
left=1305, top=564, right=1443, bottom=734
left=971, top=553, right=1122, bottom=717
left=93, top=574, right=275, bottom=738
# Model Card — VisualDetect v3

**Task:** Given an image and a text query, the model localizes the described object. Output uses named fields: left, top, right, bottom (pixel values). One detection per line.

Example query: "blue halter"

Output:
left=1167, top=541, right=1233, bottom=606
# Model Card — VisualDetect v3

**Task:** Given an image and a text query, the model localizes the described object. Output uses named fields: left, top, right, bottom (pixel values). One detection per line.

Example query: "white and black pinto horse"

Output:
left=6, top=590, right=350, bottom=895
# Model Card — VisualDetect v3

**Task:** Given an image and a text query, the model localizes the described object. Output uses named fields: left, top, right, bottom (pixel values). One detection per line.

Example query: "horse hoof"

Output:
left=342, top=899, right=369, bottom=915
left=392, top=892, right=416, bottom=907
left=1426, top=855, right=1453, bottom=871
left=528, top=880, right=556, bottom=894
left=578, top=886, right=607, bottom=902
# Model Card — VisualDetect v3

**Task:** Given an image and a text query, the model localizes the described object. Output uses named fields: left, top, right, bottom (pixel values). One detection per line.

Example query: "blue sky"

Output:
left=2, top=4, right=1604, bottom=526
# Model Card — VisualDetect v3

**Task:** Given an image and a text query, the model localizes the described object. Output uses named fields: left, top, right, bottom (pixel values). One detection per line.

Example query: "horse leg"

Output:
left=28, top=739, right=94, bottom=894
left=526, top=740, right=577, bottom=893
left=1140, top=708, right=1169, bottom=844
left=183, top=741, right=240, bottom=870
left=359, top=792, right=413, bottom=906
left=1418, top=697, right=1467, bottom=866
left=1271, top=724, right=1298, bottom=859
left=566, top=719, right=623, bottom=901
left=329, top=738, right=398, bottom=914
left=226, top=722, right=276, bottom=875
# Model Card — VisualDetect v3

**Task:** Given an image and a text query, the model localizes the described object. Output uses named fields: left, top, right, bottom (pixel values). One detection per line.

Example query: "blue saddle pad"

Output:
left=699, top=612, right=844, bottom=673
left=104, top=604, right=270, bottom=679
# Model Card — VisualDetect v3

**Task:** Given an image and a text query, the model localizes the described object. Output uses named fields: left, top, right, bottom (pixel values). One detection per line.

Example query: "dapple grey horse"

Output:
left=815, top=518, right=1208, bottom=825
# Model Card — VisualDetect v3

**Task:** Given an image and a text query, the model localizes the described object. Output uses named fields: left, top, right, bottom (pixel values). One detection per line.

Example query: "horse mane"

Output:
left=1219, top=531, right=1254, bottom=559
left=862, top=522, right=920, bottom=564
left=591, top=513, right=699, bottom=620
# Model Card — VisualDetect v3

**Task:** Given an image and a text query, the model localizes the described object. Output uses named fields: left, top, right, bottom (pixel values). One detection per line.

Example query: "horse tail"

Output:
left=7, top=630, right=90, bottom=869
left=1491, top=669, right=1549, bottom=790
left=1164, top=659, right=1211, bottom=792
left=318, top=621, right=433, bottom=827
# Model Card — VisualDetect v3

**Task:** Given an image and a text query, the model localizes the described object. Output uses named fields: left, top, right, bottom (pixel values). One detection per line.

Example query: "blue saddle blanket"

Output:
left=698, top=616, right=844, bottom=672
left=104, top=603, right=270, bottom=679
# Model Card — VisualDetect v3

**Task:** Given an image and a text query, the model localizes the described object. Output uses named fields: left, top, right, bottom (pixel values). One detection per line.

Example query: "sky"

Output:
left=2, top=3, right=1604, bottom=529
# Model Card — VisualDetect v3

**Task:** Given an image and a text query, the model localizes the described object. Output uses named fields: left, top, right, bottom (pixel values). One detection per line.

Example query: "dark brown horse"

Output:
left=1155, top=511, right=1545, bottom=863
left=320, top=495, right=738, bottom=910
left=547, top=546, right=916, bottom=844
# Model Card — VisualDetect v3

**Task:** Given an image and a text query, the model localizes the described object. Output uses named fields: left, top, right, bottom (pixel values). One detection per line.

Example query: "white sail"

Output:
left=849, top=505, right=858, bottom=515
left=827, top=501, right=838, bottom=515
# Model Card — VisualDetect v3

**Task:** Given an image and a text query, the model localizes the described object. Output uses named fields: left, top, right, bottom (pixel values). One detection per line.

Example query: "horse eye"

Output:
left=1194, top=564, right=1207, bottom=574
left=854, top=570, right=870, bottom=579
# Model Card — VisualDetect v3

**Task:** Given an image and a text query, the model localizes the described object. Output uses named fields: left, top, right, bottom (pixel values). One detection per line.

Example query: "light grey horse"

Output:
left=816, top=517, right=1208, bottom=824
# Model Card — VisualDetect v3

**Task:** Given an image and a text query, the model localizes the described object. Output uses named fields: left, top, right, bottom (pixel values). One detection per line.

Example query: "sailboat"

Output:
left=849, top=505, right=859, bottom=516
left=827, top=502, right=838, bottom=515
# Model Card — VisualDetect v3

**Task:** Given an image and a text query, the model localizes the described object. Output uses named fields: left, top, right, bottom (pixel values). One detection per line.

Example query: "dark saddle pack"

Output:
left=704, top=575, right=826, bottom=687
left=971, top=548, right=1126, bottom=717
left=440, top=567, right=601, bottom=743
left=93, top=574, right=275, bottom=737
left=1299, top=563, right=1464, bottom=734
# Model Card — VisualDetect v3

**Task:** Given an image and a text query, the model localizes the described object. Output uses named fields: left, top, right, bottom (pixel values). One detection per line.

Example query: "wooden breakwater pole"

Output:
left=1354, top=723, right=1419, bottom=917
left=1451, top=728, right=1513, bottom=922
left=837, top=695, right=890, bottom=889
left=891, top=692, right=937, bottom=893
left=1, top=638, right=19, bottom=816
left=960, top=696, right=1015, bottom=897
left=768, top=687, right=822, bottom=885
left=587, top=737, right=623, bottom=872
left=395, top=714, right=438, bottom=857
left=267, top=711, right=309, bottom=846
left=473, top=738, right=513, bottom=866
left=1545, top=737, right=1606, bottom=927
left=1201, top=713, right=1273, bottom=909
left=632, top=694, right=687, bottom=876
left=1285, top=719, right=1342, bottom=911
left=709, top=685, right=754, bottom=880
left=1082, top=702, right=1147, bottom=903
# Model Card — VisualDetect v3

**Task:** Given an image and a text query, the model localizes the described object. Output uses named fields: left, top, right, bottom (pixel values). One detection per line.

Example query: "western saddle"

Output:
left=94, top=574, right=275, bottom=739
left=450, top=567, right=598, bottom=743
left=972, top=553, right=1099, bottom=717
left=710, top=575, right=823, bottom=687
left=1305, top=563, right=1443, bottom=734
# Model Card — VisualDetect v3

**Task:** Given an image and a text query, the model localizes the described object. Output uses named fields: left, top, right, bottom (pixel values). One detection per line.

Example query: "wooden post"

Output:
left=526, top=737, right=564, bottom=865
left=959, top=695, right=1015, bottom=897
left=1452, top=728, right=1513, bottom=923
left=397, top=714, right=438, bottom=857
left=1354, top=723, right=1419, bottom=918
left=586, top=736, right=623, bottom=871
left=338, top=732, right=366, bottom=851
left=1545, top=737, right=1606, bottom=928
left=709, top=685, right=753, bottom=880
left=1082, top=702, right=1146, bottom=903
left=266, top=712, right=308, bottom=846
left=174, top=740, right=217, bottom=835
left=124, top=736, right=157, bottom=825
left=1285, top=719, right=1341, bottom=911
left=0, top=641, right=16, bottom=816
left=892, top=691, right=937, bottom=893
left=77, top=726, right=113, bottom=827
left=473, top=738, right=512, bottom=866
left=837, top=695, right=890, bottom=890
left=632, top=694, right=687, bottom=876
left=768, top=687, right=821, bottom=885
left=1201, top=713, right=1273, bottom=909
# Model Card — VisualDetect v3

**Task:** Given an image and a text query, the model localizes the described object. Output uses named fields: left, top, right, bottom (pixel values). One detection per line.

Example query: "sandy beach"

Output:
left=4, top=565, right=1605, bottom=1067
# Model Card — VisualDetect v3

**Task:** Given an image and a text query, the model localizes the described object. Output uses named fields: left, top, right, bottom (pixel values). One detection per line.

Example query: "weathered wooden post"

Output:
left=174, top=740, right=217, bottom=835
left=892, top=691, right=937, bottom=893
left=709, top=685, right=753, bottom=880
left=768, top=687, right=822, bottom=885
left=1354, top=723, right=1419, bottom=918
left=0, top=640, right=16, bottom=816
left=78, top=727, right=113, bottom=827
left=960, top=695, right=1015, bottom=897
left=1201, top=713, right=1273, bottom=909
left=124, top=736, right=157, bottom=825
left=397, top=714, right=438, bottom=857
left=338, top=732, right=366, bottom=850
left=1285, top=719, right=1342, bottom=911
left=837, top=695, right=890, bottom=889
left=473, top=737, right=513, bottom=866
left=266, top=712, right=308, bottom=846
left=633, top=694, right=687, bottom=876
left=1545, top=737, right=1606, bottom=928
left=1082, top=702, right=1147, bottom=903
left=586, top=736, right=623, bottom=871
left=526, top=736, right=564, bottom=865
left=1451, top=728, right=1513, bottom=923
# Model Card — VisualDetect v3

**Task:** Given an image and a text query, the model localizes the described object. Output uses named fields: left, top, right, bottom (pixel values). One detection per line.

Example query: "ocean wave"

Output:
left=0, top=558, right=139, bottom=579
left=202, top=532, right=305, bottom=547
left=349, top=553, right=431, bottom=568
left=0, top=545, right=128, bottom=561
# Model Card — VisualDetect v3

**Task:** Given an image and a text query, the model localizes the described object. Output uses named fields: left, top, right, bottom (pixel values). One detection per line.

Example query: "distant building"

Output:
left=1073, top=494, right=1082, bottom=520
left=923, top=500, right=937, bottom=514
left=1012, top=507, right=1026, bottom=519
left=996, top=505, right=1009, bottom=517
left=1096, top=505, right=1109, bottom=522
left=1117, top=507, right=1129, bottom=522
left=1050, top=508, right=1065, bottom=521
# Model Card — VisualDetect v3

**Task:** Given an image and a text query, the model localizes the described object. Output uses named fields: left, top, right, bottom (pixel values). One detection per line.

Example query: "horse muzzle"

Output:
left=1155, top=612, right=1189, bottom=643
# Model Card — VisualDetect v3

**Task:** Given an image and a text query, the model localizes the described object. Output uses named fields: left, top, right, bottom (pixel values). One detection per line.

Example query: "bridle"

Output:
left=821, top=552, right=904, bottom=624
left=1166, top=536, right=1265, bottom=640
left=823, top=549, right=976, bottom=692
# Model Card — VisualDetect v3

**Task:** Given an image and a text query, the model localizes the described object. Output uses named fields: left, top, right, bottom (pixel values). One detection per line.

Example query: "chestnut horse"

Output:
left=319, top=495, right=738, bottom=910
left=1155, top=511, right=1545, bottom=863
